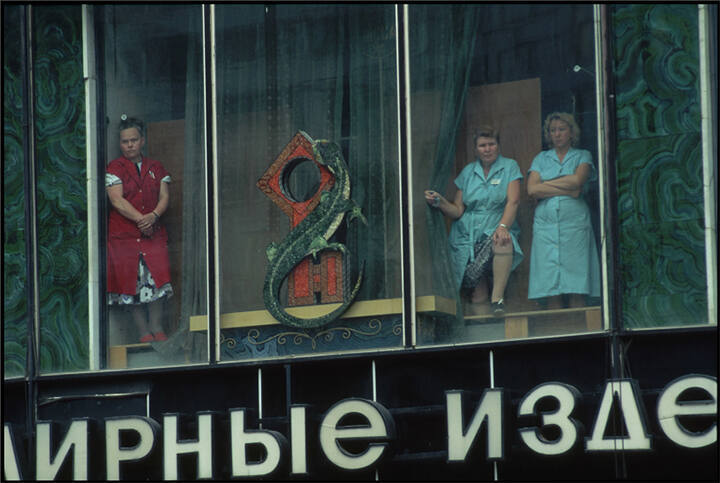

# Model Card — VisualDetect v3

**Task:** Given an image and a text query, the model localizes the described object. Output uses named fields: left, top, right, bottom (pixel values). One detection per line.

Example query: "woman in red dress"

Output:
left=106, top=117, right=173, bottom=343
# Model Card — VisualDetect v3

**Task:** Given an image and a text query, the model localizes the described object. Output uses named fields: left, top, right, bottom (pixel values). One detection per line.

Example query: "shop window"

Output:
left=411, top=4, right=604, bottom=344
left=100, top=5, right=208, bottom=368
left=7, top=4, right=714, bottom=377
left=213, top=4, right=403, bottom=360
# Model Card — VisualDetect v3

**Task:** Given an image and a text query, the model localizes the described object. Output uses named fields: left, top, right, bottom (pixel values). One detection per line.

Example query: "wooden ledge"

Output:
left=108, top=342, right=152, bottom=369
left=189, top=295, right=456, bottom=331
left=464, top=305, right=602, bottom=322
left=464, top=306, right=603, bottom=339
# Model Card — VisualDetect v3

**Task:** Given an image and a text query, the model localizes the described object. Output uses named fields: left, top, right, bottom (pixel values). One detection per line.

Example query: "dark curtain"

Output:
left=346, top=6, right=401, bottom=300
left=157, top=14, right=206, bottom=362
left=411, top=5, right=480, bottom=333
left=216, top=5, right=401, bottom=316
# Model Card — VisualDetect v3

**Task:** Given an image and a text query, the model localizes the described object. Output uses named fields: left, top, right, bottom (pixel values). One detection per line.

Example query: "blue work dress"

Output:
left=527, top=148, right=601, bottom=299
left=448, top=155, right=524, bottom=289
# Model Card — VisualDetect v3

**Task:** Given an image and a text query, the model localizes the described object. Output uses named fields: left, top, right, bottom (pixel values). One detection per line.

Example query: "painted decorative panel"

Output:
left=220, top=317, right=402, bottom=359
left=33, top=6, right=89, bottom=371
left=612, top=4, right=707, bottom=327
left=3, top=5, right=28, bottom=378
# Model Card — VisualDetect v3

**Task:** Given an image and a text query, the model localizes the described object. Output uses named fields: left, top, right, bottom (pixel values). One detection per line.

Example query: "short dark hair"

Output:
left=472, top=125, right=500, bottom=145
left=119, top=117, right=145, bottom=137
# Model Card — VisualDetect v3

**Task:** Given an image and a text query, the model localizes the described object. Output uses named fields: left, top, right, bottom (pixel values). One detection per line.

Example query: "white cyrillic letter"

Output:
left=446, top=389, right=503, bottom=462
left=36, top=419, right=88, bottom=480
left=229, top=408, right=285, bottom=477
left=319, top=398, right=395, bottom=471
left=4, top=424, right=23, bottom=480
left=290, top=405, right=308, bottom=475
left=105, top=416, right=158, bottom=480
left=586, top=380, right=651, bottom=451
left=657, top=375, right=717, bottom=448
left=163, top=412, right=214, bottom=480
left=518, top=383, right=582, bottom=455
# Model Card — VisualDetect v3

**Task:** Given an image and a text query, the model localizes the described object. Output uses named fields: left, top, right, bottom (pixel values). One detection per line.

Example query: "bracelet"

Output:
left=152, top=211, right=160, bottom=220
left=499, top=223, right=508, bottom=229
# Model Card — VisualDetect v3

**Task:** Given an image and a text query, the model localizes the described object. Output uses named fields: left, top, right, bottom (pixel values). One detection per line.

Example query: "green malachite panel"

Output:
left=613, top=4, right=701, bottom=139
left=3, top=5, right=28, bottom=378
left=612, top=4, right=707, bottom=328
left=616, top=133, right=704, bottom=226
left=33, top=6, right=89, bottom=371
left=619, top=219, right=707, bottom=327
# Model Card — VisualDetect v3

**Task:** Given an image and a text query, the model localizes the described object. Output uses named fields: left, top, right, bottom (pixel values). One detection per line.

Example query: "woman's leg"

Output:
left=147, top=299, right=165, bottom=334
left=566, top=293, right=587, bottom=308
left=129, top=304, right=151, bottom=338
left=490, top=241, right=513, bottom=303
left=465, top=278, right=490, bottom=315
left=471, top=277, right=489, bottom=304
left=544, top=295, right=564, bottom=309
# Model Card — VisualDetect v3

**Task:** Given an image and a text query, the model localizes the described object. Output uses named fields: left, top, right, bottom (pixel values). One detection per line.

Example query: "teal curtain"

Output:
left=346, top=6, right=401, bottom=300
left=411, top=5, right=480, bottom=335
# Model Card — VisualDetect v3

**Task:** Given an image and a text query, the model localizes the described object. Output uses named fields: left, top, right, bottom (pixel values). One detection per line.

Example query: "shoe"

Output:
left=491, top=299, right=505, bottom=316
left=139, top=333, right=154, bottom=343
left=153, top=331, right=168, bottom=342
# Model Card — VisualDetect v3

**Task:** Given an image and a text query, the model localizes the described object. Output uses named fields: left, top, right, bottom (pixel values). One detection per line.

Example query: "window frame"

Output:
left=8, top=3, right=717, bottom=379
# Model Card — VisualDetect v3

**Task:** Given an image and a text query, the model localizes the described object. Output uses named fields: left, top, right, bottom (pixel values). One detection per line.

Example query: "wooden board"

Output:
left=189, top=295, right=456, bottom=331
left=147, top=120, right=185, bottom=334
left=454, top=78, right=542, bottom=312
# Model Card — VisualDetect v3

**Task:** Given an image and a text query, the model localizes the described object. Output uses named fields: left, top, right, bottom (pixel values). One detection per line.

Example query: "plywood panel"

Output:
left=455, top=78, right=542, bottom=312
left=147, top=120, right=185, bottom=333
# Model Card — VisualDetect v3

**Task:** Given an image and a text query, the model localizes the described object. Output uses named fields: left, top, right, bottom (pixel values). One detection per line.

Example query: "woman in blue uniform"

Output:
left=527, top=112, right=601, bottom=307
left=425, top=126, right=523, bottom=316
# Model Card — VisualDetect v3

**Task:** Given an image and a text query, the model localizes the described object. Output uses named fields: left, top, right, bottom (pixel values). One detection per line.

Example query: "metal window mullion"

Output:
left=204, top=4, right=220, bottom=363
left=82, top=5, right=102, bottom=371
left=21, top=4, right=39, bottom=476
left=396, top=4, right=417, bottom=348
left=698, top=4, right=717, bottom=326
left=593, top=4, right=611, bottom=333
left=595, top=5, right=623, bottom=339
left=596, top=7, right=629, bottom=477
left=22, top=5, right=40, bottom=379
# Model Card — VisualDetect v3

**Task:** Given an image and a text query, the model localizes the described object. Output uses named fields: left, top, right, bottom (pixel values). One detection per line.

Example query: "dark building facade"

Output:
left=3, top=4, right=717, bottom=480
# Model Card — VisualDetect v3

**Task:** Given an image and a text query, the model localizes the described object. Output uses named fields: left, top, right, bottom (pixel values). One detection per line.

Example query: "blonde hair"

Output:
left=543, top=112, right=580, bottom=147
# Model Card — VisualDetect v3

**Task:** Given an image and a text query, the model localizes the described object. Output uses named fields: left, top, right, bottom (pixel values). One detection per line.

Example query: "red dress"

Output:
left=106, top=156, right=171, bottom=295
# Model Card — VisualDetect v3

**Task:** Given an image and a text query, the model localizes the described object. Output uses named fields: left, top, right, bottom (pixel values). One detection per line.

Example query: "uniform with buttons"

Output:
left=448, top=155, right=524, bottom=289
left=106, top=156, right=172, bottom=298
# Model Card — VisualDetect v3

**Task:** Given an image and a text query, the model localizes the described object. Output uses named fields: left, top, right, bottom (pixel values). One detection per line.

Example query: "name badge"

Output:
left=490, top=178, right=501, bottom=185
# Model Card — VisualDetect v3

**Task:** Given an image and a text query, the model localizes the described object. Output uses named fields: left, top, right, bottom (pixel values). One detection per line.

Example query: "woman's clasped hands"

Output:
left=137, top=212, right=158, bottom=237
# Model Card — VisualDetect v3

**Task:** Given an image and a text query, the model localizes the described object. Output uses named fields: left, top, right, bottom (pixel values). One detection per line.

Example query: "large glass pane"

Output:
left=216, top=4, right=402, bottom=360
left=34, top=5, right=90, bottom=372
left=412, top=4, right=603, bottom=344
left=101, top=5, right=207, bottom=368
left=612, top=4, right=711, bottom=328
left=3, top=4, right=28, bottom=378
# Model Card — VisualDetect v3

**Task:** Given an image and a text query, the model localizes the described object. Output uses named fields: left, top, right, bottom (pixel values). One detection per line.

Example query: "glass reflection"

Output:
left=216, top=4, right=402, bottom=360
left=102, top=4, right=207, bottom=368
left=412, top=4, right=602, bottom=344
